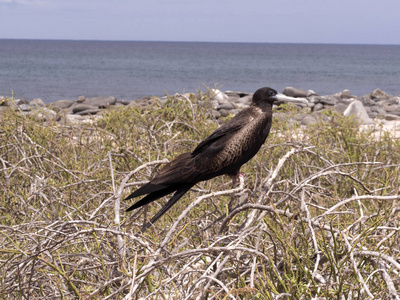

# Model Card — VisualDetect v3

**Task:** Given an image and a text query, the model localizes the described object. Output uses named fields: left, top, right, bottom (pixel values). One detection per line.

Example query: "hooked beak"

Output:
left=274, top=93, right=309, bottom=106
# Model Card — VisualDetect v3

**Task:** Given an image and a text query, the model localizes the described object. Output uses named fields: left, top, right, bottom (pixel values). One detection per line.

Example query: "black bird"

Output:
left=125, top=87, right=307, bottom=231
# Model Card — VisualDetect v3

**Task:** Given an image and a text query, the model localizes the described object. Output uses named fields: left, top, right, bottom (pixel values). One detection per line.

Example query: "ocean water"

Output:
left=1, top=39, right=399, bottom=104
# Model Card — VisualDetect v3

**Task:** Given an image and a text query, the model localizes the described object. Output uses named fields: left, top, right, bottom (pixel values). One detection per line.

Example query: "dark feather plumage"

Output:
left=125, top=87, right=307, bottom=231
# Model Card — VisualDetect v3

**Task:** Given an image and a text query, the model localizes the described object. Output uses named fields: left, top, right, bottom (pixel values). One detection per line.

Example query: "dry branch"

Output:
left=1, top=96, right=400, bottom=299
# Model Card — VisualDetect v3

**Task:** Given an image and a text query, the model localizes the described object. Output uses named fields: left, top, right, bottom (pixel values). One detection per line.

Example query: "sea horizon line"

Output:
left=1, top=38, right=399, bottom=47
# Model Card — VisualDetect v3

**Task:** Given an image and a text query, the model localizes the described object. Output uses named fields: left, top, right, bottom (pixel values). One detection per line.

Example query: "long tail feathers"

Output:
left=126, top=185, right=178, bottom=212
left=141, top=184, right=194, bottom=232
left=124, top=182, right=168, bottom=201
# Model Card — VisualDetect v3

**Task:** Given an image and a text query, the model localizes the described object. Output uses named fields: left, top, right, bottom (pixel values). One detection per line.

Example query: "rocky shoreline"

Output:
left=1, top=87, right=400, bottom=136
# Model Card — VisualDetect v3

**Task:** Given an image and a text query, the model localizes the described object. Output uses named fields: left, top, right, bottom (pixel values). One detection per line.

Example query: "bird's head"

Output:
left=252, top=87, right=308, bottom=107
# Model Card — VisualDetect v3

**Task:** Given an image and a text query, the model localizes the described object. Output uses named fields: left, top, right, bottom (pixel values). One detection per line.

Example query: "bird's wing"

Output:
left=124, top=153, right=194, bottom=203
left=130, top=120, right=245, bottom=189
left=151, top=152, right=197, bottom=185
left=191, top=118, right=245, bottom=157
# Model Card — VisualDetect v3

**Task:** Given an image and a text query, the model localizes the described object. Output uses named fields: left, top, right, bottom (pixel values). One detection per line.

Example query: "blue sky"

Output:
left=1, top=0, right=400, bottom=44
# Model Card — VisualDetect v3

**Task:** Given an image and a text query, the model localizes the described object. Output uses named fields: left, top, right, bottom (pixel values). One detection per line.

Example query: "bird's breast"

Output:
left=210, top=117, right=269, bottom=172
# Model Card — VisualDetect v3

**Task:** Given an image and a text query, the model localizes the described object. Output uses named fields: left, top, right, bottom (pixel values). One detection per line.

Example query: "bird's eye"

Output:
left=269, top=90, right=275, bottom=96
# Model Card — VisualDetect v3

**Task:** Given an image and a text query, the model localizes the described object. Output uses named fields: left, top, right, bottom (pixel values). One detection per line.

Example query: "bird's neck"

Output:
left=251, top=101, right=273, bottom=113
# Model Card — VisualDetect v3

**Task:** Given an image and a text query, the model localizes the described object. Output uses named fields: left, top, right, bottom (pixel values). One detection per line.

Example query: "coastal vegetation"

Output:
left=0, top=92, right=399, bottom=299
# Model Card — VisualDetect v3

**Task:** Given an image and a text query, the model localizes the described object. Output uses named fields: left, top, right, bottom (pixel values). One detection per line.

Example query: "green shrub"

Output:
left=0, top=94, right=399, bottom=299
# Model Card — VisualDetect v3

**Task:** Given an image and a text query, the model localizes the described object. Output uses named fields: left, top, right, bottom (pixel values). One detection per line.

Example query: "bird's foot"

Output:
left=234, top=173, right=244, bottom=185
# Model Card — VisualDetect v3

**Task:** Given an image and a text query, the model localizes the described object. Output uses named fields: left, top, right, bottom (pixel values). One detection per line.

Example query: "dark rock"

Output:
left=294, top=101, right=309, bottom=109
left=370, top=88, right=391, bottom=100
left=225, top=91, right=250, bottom=98
left=359, top=95, right=375, bottom=106
left=117, top=99, right=130, bottom=105
left=75, top=109, right=101, bottom=116
left=217, top=98, right=229, bottom=105
left=283, top=87, right=308, bottom=98
left=385, top=114, right=400, bottom=121
left=309, top=95, right=337, bottom=106
left=336, top=89, right=353, bottom=99
left=15, top=98, right=29, bottom=105
left=343, top=100, right=373, bottom=124
left=211, top=110, right=221, bottom=118
left=301, top=114, right=317, bottom=125
left=218, top=103, right=235, bottom=110
left=225, top=91, right=240, bottom=101
left=219, top=109, right=230, bottom=118
left=50, top=100, right=76, bottom=110
left=382, top=103, right=400, bottom=113
left=234, top=95, right=252, bottom=105
left=71, top=104, right=99, bottom=114
left=334, top=103, right=350, bottom=114
left=19, top=104, right=32, bottom=111
left=7, top=99, right=29, bottom=110
left=370, top=106, right=386, bottom=116
left=387, top=110, right=400, bottom=117
left=82, top=96, right=117, bottom=108
left=318, top=96, right=337, bottom=106
left=376, top=98, right=398, bottom=107
left=336, top=97, right=357, bottom=105
left=306, top=90, right=318, bottom=97
left=308, top=96, right=319, bottom=104
left=227, top=96, right=240, bottom=102
left=313, top=103, right=324, bottom=111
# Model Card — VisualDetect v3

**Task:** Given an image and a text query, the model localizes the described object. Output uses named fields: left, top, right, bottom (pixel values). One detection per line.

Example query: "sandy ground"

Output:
left=360, top=120, right=400, bottom=139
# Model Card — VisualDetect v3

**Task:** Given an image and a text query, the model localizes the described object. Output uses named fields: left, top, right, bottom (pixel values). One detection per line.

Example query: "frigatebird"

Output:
left=125, top=87, right=307, bottom=231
